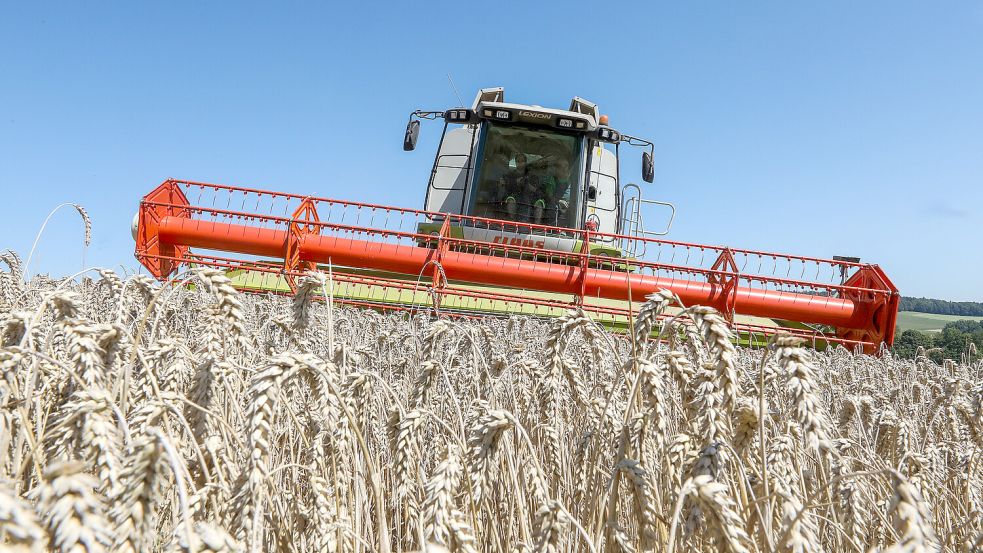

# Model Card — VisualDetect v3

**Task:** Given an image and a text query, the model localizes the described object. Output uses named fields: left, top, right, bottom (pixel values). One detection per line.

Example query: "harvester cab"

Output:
left=404, top=87, right=672, bottom=257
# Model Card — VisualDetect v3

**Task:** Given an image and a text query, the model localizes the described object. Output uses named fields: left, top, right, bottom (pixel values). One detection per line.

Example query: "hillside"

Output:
left=896, top=311, right=983, bottom=333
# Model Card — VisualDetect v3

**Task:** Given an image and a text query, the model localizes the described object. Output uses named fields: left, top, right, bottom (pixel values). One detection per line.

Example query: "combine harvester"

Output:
left=132, top=87, right=899, bottom=352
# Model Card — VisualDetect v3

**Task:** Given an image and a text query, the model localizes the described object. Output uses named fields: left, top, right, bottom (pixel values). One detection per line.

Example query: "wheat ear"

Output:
left=689, top=306, right=740, bottom=414
left=632, top=289, right=677, bottom=357
left=686, top=475, right=752, bottom=553
left=388, top=407, right=427, bottom=500
left=422, top=444, right=462, bottom=547
left=466, top=408, right=514, bottom=505
left=773, top=335, right=833, bottom=454
left=195, top=267, right=248, bottom=352
left=110, top=431, right=171, bottom=553
left=616, top=459, right=659, bottom=548
left=173, top=521, right=244, bottom=553
left=883, top=471, right=940, bottom=553
left=32, top=460, right=113, bottom=553
left=291, top=271, right=325, bottom=332
left=0, top=480, right=48, bottom=552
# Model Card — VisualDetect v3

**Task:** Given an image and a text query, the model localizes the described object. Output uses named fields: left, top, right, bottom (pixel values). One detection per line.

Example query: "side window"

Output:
left=432, top=126, right=474, bottom=190
left=588, top=144, right=618, bottom=211
left=425, top=126, right=474, bottom=214
left=587, top=143, right=619, bottom=236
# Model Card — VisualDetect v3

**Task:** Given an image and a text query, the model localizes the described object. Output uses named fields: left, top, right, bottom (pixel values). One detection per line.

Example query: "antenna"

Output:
left=447, top=74, right=465, bottom=107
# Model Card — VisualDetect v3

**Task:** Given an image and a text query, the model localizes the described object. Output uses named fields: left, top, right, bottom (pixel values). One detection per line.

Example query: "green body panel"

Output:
left=415, top=222, right=626, bottom=257
left=415, top=222, right=465, bottom=238
left=224, top=264, right=796, bottom=349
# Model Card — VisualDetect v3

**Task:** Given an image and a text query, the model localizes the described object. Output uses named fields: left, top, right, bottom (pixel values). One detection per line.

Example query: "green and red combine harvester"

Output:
left=132, top=87, right=899, bottom=352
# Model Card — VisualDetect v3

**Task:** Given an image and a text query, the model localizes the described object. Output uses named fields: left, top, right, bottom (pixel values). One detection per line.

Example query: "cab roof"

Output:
left=470, top=87, right=599, bottom=131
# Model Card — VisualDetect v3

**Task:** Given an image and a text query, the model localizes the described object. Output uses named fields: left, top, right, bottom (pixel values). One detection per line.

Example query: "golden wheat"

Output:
left=0, top=254, right=979, bottom=552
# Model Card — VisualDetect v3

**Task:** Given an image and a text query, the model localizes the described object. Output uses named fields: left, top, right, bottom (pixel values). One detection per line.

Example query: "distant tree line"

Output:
left=893, top=320, right=983, bottom=362
left=900, top=296, right=983, bottom=316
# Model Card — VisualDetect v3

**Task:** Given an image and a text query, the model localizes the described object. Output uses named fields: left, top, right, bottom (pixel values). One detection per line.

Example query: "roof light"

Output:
left=444, top=109, right=473, bottom=123
left=494, top=110, right=512, bottom=120
left=596, top=126, right=621, bottom=143
left=557, top=118, right=573, bottom=128
left=575, top=121, right=586, bottom=129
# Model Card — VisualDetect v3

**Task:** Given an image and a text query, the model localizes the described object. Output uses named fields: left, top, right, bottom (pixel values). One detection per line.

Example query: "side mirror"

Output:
left=642, top=151, right=654, bottom=183
left=403, top=120, right=420, bottom=151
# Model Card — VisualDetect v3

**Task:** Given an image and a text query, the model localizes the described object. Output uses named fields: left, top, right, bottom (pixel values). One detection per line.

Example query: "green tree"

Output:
left=899, top=296, right=983, bottom=316
left=893, top=329, right=933, bottom=359
left=948, top=319, right=982, bottom=333
left=930, top=322, right=983, bottom=362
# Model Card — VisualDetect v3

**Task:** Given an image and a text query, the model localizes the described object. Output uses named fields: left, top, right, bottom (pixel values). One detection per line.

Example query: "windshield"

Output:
left=469, top=122, right=584, bottom=229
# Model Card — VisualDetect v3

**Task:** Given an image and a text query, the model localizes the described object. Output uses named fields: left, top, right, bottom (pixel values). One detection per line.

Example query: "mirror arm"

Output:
left=620, top=133, right=656, bottom=183
left=620, top=133, right=655, bottom=157
left=412, top=110, right=445, bottom=121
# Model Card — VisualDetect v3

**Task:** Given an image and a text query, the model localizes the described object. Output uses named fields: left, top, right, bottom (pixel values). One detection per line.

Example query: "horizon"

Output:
left=1, top=2, right=981, bottom=301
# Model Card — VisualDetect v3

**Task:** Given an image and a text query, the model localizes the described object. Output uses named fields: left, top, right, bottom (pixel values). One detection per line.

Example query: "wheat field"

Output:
left=0, top=249, right=980, bottom=552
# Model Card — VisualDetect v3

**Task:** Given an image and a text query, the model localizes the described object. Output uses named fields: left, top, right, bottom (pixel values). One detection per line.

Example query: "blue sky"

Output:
left=1, top=1, right=981, bottom=300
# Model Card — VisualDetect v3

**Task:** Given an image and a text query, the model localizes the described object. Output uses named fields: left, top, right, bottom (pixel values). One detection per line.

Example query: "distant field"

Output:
left=896, top=310, right=983, bottom=332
